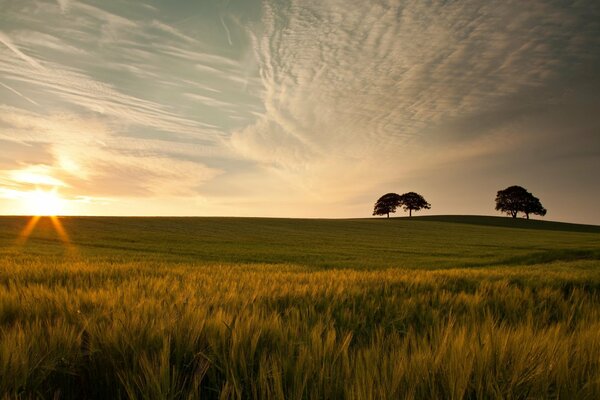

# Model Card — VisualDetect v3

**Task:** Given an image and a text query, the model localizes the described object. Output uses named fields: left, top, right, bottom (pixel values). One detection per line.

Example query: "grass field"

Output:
left=1, top=215, right=599, bottom=399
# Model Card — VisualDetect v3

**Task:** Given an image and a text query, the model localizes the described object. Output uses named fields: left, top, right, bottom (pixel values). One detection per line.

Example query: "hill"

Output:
left=1, top=215, right=598, bottom=269
left=404, top=215, right=600, bottom=233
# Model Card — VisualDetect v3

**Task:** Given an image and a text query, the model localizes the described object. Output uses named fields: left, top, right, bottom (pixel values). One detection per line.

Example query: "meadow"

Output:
left=0, top=215, right=599, bottom=399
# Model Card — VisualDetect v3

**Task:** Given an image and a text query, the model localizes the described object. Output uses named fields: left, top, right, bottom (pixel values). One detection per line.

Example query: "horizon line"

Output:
left=0, top=213, right=598, bottom=227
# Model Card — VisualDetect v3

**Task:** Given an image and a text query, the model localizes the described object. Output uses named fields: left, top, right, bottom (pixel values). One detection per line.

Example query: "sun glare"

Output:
left=23, top=188, right=66, bottom=216
left=17, top=188, right=72, bottom=248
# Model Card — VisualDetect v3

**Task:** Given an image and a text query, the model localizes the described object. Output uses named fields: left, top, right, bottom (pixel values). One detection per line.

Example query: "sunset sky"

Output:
left=0, top=0, right=599, bottom=223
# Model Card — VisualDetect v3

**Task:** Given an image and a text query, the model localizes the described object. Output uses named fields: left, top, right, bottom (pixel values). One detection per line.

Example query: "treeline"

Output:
left=373, top=185, right=547, bottom=219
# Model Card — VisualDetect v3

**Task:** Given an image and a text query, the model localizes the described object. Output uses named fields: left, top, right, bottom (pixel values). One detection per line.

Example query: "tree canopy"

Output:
left=373, top=193, right=402, bottom=218
left=398, top=192, right=431, bottom=217
left=373, top=192, right=431, bottom=218
left=495, top=186, right=547, bottom=219
left=522, top=194, right=547, bottom=219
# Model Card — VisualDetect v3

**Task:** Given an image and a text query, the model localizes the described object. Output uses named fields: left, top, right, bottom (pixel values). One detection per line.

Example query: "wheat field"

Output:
left=1, top=216, right=599, bottom=399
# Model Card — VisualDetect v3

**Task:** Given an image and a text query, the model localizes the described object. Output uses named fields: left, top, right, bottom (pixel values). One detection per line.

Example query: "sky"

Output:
left=0, top=0, right=599, bottom=223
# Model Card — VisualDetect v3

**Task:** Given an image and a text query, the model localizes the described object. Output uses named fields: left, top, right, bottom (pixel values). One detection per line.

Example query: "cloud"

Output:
left=0, top=34, right=220, bottom=139
left=0, top=106, right=223, bottom=199
left=230, top=0, right=600, bottom=202
left=0, top=0, right=266, bottom=138
left=220, top=16, right=233, bottom=46
left=0, top=1, right=267, bottom=214
left=0, top=31, right=44, bottom=70
left=72, top=2, right=138, bottom=33
left=0, top=81, right=38, bottom=105
left=12, top=31, right=86, bottom=55
left=56, top=0, right=72, bottom=13
left=183, top=92, right=237, bottom=109
left=150, top=20, right=198, bottom=44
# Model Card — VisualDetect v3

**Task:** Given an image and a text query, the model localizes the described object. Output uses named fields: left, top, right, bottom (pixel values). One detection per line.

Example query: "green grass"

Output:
left=0, top=215, right=599, bottom=399
left=1, top=215, right=599, bottom=268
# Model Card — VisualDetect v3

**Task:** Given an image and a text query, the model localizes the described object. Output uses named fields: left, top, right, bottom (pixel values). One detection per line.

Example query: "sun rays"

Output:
left=15, top=188, right=74, bottom=251
left=17, top=214, right=71, bottom=243
left=19, top=215, right=41, bottom=242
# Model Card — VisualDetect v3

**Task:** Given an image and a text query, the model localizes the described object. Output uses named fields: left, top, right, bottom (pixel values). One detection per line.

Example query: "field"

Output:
left=1, top=215, right=599, bottom=399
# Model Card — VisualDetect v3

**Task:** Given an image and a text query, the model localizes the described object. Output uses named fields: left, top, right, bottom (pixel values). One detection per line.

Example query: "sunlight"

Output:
left=19, top=215, right=41, bottom=241
left=49, top=215, right=71, bottom=244
left=23, top=188, right=66, bottom=216
left=17, top=214, right=73, bottom=249
left=15, top=188, right=73, bottom=249
left=10, top=167, right=65, bottom=187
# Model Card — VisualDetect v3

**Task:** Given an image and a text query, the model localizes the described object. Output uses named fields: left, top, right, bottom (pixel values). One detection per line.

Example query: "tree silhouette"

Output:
left=495, top=186, right=528, bottom=218
left=522, top=194, right=547, bottom=219
left=373, top=193, right=402, bottom=218
left=398, top=192, right=431, bottom=217
left=495, top=185, right=547, bottom=219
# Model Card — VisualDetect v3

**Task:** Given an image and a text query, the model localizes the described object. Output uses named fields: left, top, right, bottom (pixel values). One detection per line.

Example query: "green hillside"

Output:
left=1, top=215, right=598, bottom=269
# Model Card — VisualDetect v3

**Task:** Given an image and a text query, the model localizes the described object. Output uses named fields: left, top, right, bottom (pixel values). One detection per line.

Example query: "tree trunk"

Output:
left=387, top=212, right=389, bottom=218
left=511, top=211, right=517, bottom=218
left=526, top=213, right=529, bottom=219
left=409, top=209, right=412, bottom=217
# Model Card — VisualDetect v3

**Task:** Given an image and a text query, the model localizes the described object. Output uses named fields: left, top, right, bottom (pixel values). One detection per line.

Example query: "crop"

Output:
left=0, top=216, right=599, bottom=399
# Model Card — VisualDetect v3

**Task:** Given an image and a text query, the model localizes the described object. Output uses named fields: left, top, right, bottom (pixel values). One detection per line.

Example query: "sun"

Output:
left=23, top=188, right=66, bottom=216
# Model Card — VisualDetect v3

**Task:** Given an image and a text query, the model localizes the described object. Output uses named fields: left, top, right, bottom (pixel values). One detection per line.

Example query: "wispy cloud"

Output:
left=56, top=0, right=73, bottom=14
left=0, top=34, right=220, bottom=139
left=231, top=0, right=600, bottom=204
left=0, top=31, right=44, bottom=70
left=0, top=81, right=38, bottom=105
left=0, top=106, right=223, bottom=199
left=183, top=92, right=237, bottom=109
left=0, top=0, right=265, bottom=213
left=12, top=31, right=86, bottom=55
left=150, top=20, right=198, bottom=44
left=220, top=16, right=233, bottom=46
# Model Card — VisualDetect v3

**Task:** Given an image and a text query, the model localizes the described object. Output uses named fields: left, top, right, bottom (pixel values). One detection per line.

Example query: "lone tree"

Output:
left=495, top=186, right=528, bottom=218
left=398, top=192, right=431, bottom=217
left=495, top=185, right=547, bottom=219
left=373, top=193, right=402, bottom=218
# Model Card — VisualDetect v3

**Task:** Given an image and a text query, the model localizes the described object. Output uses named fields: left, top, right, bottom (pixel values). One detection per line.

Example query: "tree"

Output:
left=398, top=192, right=431, bottom=217
left=522, top=194, right=547, bottom=219
left=495, top=186, right=529, bottom=218
left=495, top=185, right=547, bottom=219
left=373, top=193, right=402, bottom=218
